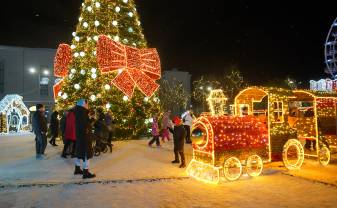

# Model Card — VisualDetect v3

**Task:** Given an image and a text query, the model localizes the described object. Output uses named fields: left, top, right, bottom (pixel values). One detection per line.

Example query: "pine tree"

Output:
left=55, top=0, right=161, bottom=138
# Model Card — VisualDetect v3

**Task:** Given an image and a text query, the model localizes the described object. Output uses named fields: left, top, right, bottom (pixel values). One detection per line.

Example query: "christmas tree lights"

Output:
left=54, top=0, right=162, bottom=137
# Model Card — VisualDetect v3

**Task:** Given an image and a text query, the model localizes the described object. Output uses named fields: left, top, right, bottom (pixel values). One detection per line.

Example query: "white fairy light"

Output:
left=90, top=95, right=96, bottom=101
left=93, top=36, right=99, bottom=41
left=83, top=22, right=88, bottom=28
left=94, top=20, right=100, bottom=27
left=80, top=69, right=86, bottom=75
left=72, top=32, right=76, bottom=37
left=70, top=45, right=76, bottom=49
left=74, top=84, right=80, bottom=90
left=114, top=36, right=120, bottom=42
left=115, top=6, right=121, bottom=12
left=62, top=93, right=68, bottom=100
left=112, top=20, right=118, bottom=26
left=128, top=12, right=133, bottom=17
left=91, top=68, right=97, bottom=73
left=123, top=0, right=128, bottom=3
left=80, top=51, right=85, bottom=57
left=75, top=36, right=80, bottom=42
left=104, top=84, right=111, bottom=90
left=87, top=6, right=92, bottom=12
left=74, top=52, right=79, bottom=57
left=91, top=73, right=97, bottom=79
left=128, top=27, right=133, bottom=33
left=123, top=96, right=128, bottom=101
left=106, top=103, right=111, bottom=109
left=71, top=68, right=76, bottom=74
left=95, top=2, right=100, bottom=8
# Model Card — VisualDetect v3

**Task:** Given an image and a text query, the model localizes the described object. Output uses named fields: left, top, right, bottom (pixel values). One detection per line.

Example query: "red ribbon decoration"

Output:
left=97, top=35, right=161, bottom=97
left=54, top=44, right=72, bottom=78
left=53, top=79, right=64, bottom=99
left=53, top=44, right=72, bottom=99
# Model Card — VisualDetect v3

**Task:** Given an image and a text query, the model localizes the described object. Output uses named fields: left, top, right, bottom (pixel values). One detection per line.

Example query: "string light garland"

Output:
left=207, top=89, right=227, bottom=116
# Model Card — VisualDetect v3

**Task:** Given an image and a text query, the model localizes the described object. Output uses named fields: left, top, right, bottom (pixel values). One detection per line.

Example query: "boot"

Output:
left=179, top=151, right=186, bottom=168
left=83, top=169, right=96, bottom=179
left=74, top=166, right=83, bottom=175
left=172, top=151, right=180, bottom=163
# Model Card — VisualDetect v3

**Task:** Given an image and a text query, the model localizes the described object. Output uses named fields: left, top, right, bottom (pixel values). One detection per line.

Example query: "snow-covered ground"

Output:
left=1, top=134, right=337, bottom=208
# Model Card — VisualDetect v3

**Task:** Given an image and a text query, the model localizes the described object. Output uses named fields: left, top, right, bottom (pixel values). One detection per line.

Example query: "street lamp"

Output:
left=29, top=67, right=36, bottom=74
left=43, top=70, right=50, bottom=75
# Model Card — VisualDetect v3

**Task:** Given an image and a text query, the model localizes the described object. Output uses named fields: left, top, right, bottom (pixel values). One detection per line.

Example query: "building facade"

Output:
left=0, top=45, right=56, bottom=114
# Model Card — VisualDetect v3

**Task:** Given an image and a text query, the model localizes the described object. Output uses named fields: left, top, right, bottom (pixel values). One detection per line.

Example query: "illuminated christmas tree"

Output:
left=54, top=0, right=161, bottom=137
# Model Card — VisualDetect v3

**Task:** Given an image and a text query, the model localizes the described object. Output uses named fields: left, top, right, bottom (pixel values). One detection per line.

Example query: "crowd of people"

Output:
left=32, top=99, right=195, bottom=179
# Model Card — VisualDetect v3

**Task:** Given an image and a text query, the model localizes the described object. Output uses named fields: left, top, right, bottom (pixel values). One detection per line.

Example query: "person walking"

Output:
left=148, top=116, right=160, bottom=147
left=32, top=104, right=48, bottom=160
left=169, top=116, right=187, bottom=168
left=161, top=110, right=171, bottom=142
left=49, top=110, right=59, bottom=146
left=61, top=108, right=76, bottom=158
left=74, top=99, right=96, bottom=179
left=182, top=111, right=193, bottom=144
left=60, top=111, right=68, bottom=144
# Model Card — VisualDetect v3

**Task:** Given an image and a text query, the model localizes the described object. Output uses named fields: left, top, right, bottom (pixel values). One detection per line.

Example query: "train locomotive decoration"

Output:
left=186, top=87, right=337, bottom=184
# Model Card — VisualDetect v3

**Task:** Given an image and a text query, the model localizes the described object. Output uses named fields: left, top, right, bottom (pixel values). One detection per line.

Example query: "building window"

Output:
left=0, top=61, right=4, bottom=93
left=273, top=101, right=284, bottom=122
left=40, top=84, right=48, bottom=96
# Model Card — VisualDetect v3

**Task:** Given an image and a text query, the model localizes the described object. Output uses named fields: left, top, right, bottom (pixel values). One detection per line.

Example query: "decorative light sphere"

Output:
left=123, top=0, right=128, bottom=3
left=128, top=12, right=133, bottom=17
left=57, top=91, right=62, bottom=97
left=153, top=97, right=159, bottom=103
left=80, top=69, right=86, bottom=75
left=128, top=27, right=133, bottom=33
left=106, top=103, right=111, bottom=109
left=115, top=6, right=121, bottom=12
left=95, top=2, right=100, bottom=8
left=70, top=44, right=76, bottom=49
left=79, top=17, right=83, bottom=22
left=123, top=38, right=128, bottom=43
left=114, top=36, right=120, bottom=42
left=93, top=36, right=98, bottom=41
left=75, top=36, right=80, bottom=42
left=112, top=20, right=118, bottom=26
left=74, top=84, right=80, bottom=90
left=104, top=84, right=111, bottom=90
left=90, top=95, right=96, bottom=101
left=123, top=96, right=128, bottom=101
left=80, top=51, right=85, bottom=57
left=132, top=43, right=137, bottom=46
left=87, top=36, right=92, bottom=41
left=71, top=68, right=76, bottom=74
left=91, top=68, right=97, bottom=73
left=87, top=6, right=92, bottom=12
left=91, top=73, right=97, bottom=79
left=83, top=22, right=88, bottom=28
left=69, top=74, right=74, bottom=79
left=93, top=51, right=97, bottom=56
left=137, top=21, right=141, bottom=26
left=62, top=93, right=68, bottom=100
left=74, top=52, right=79, bottom=57
left=94, top=20, right=100, bottom=27
left=72, top=32, right=76, bottom=37
left=144, top=97, right=149, bottom=102
left=149, top=118, right=154, bottom=123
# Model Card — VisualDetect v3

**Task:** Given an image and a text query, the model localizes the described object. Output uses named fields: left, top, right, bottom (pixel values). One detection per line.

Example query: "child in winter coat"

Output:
left=169, top=116, right=187, bottom=168
left=148, top=116, right=160, bottom=147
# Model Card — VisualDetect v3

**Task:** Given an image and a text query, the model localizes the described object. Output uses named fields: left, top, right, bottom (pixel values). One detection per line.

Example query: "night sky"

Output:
left=0, top=1, right=336, bottom=86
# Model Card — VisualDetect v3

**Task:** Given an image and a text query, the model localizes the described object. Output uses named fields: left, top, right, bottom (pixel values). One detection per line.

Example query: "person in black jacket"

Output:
left=59, top=111, right=67, bottom=144
left=74, top=99, right=96, bottom=179
left=169, top=116, right=187, bottom=168
left=32, top=104, right=48, bottom=160
left=49, top=111, right=59, bottom=146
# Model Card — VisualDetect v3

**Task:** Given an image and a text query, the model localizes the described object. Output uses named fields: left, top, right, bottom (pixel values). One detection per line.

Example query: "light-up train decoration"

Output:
left=186, top=87, right=337, bottom=184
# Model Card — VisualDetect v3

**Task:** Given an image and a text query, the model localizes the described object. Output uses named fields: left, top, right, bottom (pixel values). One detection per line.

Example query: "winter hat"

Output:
left=77, top=99, right=87, bottom=107
left=36, top=104, right=44, bottom=110
left=172, top=116, right=182, bottom=125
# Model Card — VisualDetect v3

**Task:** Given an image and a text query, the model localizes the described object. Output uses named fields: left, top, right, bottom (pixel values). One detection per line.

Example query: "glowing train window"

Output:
left=191, top=126, right=207, bottom=147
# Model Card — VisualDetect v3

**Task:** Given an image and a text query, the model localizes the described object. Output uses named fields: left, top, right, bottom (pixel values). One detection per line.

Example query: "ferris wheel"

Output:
left=325, top=17, right=337, bottom=78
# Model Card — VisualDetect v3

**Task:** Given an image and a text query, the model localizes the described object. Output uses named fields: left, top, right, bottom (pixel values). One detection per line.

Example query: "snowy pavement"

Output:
left=1, top=134, right=337, bottom=208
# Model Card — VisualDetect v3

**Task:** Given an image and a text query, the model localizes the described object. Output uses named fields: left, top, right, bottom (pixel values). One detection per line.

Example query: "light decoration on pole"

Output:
left=206, top=89, right=227, bottom=116
left=0, top=94, right=30, bottom=134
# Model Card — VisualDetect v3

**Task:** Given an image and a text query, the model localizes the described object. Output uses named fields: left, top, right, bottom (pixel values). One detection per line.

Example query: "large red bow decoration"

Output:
left=53, top=44, right=72, bottom=99
left=97, top=35, right=161, bottom=97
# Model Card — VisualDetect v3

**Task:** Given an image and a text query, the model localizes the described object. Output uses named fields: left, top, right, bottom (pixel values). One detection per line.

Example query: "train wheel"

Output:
left=246, top=155, right=263, bottom=177
left=223, top=157, right=242, bottom=181
left=282, top=139, right=304, bottom=170
left=318, top=146, right=330, bottom=166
